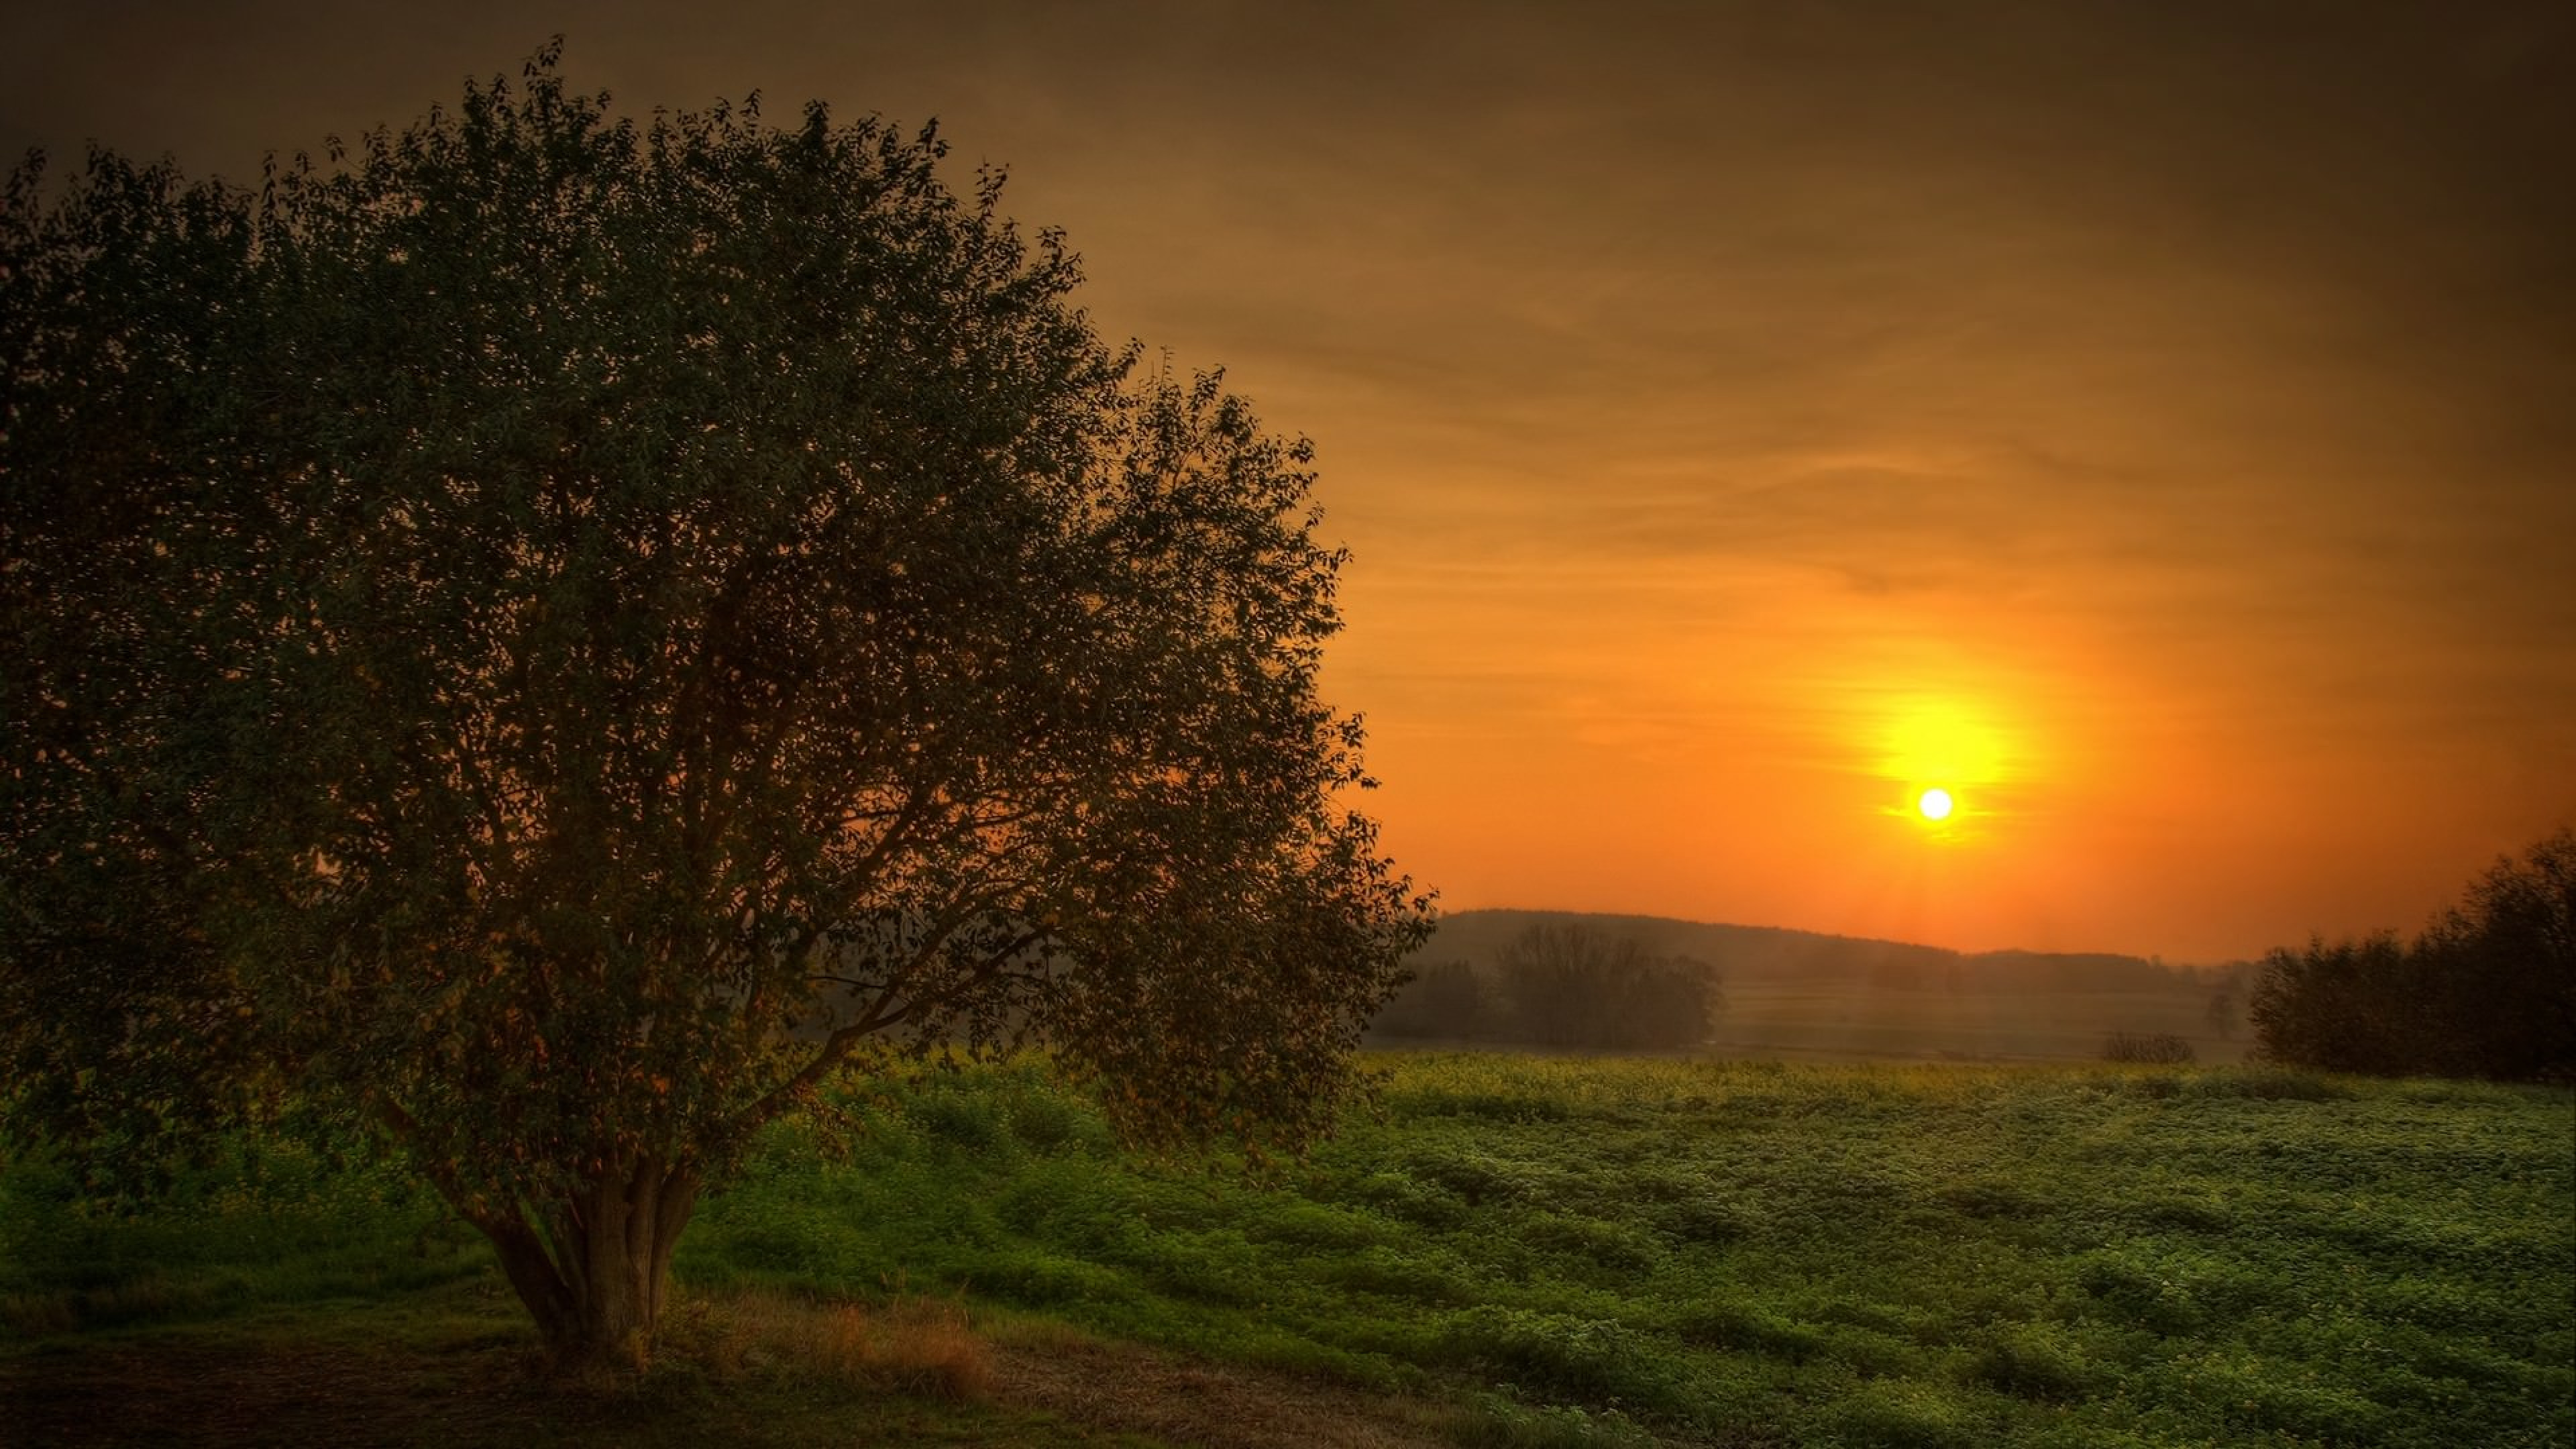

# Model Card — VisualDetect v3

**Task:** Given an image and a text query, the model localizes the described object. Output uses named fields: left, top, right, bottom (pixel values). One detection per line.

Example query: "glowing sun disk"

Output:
left=1917, top=788, right=1954, bottom=820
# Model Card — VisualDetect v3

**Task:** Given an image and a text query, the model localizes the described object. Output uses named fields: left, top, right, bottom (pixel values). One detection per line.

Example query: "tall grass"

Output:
left=657, top=1289, right=993, bottom=1401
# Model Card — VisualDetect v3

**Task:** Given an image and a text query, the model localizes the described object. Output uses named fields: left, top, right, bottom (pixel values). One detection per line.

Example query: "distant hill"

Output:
left=1386, top=909, right=2253, bottom=1064
left=1411, top=909, right=2209, bottom=993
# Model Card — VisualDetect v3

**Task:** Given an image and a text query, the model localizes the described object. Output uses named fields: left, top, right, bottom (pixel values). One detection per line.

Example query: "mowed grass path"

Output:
left=6, top=1056, right=2571, bottom=1448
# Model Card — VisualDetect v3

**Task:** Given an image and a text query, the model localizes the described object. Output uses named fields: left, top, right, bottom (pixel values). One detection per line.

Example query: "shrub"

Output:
left=2100, top=1032, right=2195, bottom=1065
left=2249, top=932, right=2421, bottom=1075
left=907, top=1091, right=1006, bottom=1151
left=1002, top=1092, right=1087, bottom=1154
left=2251, top=828, right=2574, bottom=1081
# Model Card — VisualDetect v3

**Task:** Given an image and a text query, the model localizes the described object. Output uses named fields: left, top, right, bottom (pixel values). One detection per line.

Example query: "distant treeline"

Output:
left=2253, top=828, right=2573, bottom=1083
left=1375, top=922, right=1721, bottom=1051
left=1409, top=910, right=2223, bottom=994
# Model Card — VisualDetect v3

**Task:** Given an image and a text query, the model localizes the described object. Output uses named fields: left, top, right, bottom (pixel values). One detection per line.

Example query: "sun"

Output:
left=1916, top=788, right=1955, bottom=821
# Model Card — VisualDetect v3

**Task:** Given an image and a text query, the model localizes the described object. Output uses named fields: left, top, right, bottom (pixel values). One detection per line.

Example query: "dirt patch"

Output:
left=991, top=1334, right=1452, bottom=1449
left=0, top=1308, right=1457, bottom=1448
left=0, top=1338, right=536, bottom=1448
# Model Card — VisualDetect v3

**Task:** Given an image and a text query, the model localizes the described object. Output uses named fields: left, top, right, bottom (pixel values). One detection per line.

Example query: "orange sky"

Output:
left=8, top=1, right=2571, bottom=962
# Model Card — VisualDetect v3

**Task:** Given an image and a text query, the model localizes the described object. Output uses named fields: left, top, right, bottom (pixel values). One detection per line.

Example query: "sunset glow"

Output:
left=11, top=5, right=2567, bottom=965
left=1878, top=700, right=2010, bottom=789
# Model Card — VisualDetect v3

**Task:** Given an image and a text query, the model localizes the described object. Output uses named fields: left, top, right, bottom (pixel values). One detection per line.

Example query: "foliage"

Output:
left=0, top=44, right=1429, bottom=1366
left=2414, top=827, right=2576, bottom=1078
left=2251, top=828, right=2574, bottom=1081
left=10, top=1054, right=2570, bottom=1448
left=2248, top=932, right=2421, bottom=1075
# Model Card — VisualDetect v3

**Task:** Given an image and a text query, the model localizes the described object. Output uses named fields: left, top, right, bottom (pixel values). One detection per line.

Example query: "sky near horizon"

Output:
left=7, top=1, right=2570, bottom=963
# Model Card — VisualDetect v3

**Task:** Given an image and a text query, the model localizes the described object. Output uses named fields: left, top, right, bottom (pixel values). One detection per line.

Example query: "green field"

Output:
left=5, top=1055, right=2571, bottom=1448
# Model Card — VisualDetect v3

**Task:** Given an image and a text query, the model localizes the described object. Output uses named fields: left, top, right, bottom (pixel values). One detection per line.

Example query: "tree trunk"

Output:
left=464, top=1155, right=700, bottom=1375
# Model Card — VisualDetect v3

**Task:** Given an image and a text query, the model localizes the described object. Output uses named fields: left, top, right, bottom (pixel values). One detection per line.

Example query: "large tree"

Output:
left=0, top=46, right=1431, bottom=1368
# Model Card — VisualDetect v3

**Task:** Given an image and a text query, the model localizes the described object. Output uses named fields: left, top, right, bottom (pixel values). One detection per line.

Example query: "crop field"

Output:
left=5, top=1055, right=2571, bottom=1448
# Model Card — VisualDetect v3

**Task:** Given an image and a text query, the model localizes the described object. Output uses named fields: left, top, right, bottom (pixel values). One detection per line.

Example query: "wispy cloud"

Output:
left=8, top=0, right=2568, bottom=958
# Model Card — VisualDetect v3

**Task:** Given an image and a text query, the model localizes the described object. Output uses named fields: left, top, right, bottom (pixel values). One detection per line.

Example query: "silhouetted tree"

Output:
left=1371, top=958, right=1487, bottom=1039
left=0, top=46, right=1431, bottom=1370
left=2250, top=933, right=2426, bottom=1075
left=2251, top=829, right=2573, bottom=1081
left=2414, top=828, right=2575, bottom=1079
left=1489, top=922, right=1721, bottom=1051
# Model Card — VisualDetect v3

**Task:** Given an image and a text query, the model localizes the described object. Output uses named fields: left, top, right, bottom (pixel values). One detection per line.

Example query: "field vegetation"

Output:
left=7, top=1053, right=2570, bottom=1448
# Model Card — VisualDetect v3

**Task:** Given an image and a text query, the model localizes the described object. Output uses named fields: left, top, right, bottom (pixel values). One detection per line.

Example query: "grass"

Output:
left=5, top=1055, right=2571, bottom=1447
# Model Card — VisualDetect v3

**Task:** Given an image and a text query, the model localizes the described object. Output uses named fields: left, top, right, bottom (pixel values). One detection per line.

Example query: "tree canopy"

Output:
left=0, top=45, right=1431, bottom=1366
left=2251, top=828, right=2573, bottom=1081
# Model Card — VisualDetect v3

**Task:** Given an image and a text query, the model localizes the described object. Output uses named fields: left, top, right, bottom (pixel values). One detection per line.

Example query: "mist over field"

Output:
left=1380, top=910, right=2251, bottom=1065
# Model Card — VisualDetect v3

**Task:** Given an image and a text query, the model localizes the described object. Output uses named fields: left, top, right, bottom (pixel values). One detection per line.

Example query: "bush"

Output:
left=2251, top=827, right=2574, bottom=1081
left=2249, top=932, right=2420, bottom=1075
left=2100, top=1032, right=2194, bottom=1065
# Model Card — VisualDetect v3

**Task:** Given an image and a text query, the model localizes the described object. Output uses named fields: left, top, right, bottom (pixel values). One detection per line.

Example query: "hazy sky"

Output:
left=8, top=1, right=2571, bottom=961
